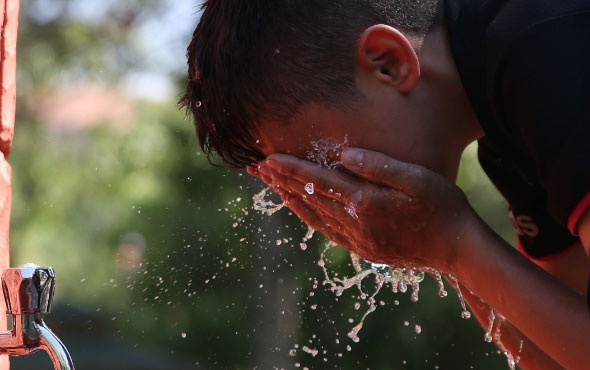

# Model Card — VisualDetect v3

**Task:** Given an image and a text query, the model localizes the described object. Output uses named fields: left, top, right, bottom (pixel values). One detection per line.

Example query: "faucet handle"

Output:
left=2, top=263, right=55, bottom=315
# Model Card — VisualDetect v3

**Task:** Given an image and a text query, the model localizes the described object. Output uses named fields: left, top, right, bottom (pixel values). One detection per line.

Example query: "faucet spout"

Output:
left=37, top=318, right=74, bottom=370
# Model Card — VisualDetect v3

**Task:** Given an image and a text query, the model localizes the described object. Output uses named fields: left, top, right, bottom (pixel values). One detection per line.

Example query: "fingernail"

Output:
left=342, top=148, right=364, bottom=170
left=247, top=165, right=259, bottom=176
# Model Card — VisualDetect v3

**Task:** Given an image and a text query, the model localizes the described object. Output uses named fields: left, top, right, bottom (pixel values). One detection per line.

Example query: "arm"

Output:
left=452, top=204, right=589, bottom=370
left=258, top=149, right=590, bottom=370
left=462, top=285, right=565, bottom=370
left=461, top=238, right=588, bottom=370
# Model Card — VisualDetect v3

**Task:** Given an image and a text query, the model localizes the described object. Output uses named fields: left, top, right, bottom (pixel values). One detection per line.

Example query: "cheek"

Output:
left=305, top=136, right=350, bottom=168
left=258, top=130, right=309, bottom=158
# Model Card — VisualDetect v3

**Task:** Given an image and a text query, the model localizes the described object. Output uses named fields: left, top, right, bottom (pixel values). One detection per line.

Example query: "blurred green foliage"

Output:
left=9, top=1, right=516, bottom=369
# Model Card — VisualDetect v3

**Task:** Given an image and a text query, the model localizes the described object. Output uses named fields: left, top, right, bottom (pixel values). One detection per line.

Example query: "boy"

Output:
left=181, top=1, right=590, bottom=369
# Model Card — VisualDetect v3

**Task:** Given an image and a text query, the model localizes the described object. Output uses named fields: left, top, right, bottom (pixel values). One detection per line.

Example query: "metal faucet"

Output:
left=0, top=263, right=74, bottom=369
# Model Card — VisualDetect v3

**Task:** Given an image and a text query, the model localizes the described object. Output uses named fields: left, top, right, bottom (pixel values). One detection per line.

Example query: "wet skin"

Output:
left=246, top=24, right=590, bottom=370
left=253, top=146, right=469, bottom=271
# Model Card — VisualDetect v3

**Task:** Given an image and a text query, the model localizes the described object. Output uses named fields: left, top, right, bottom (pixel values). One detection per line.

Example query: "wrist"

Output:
left=444, top=206, right=491, bottom=277
left=451, top=211, right=507, bottom=287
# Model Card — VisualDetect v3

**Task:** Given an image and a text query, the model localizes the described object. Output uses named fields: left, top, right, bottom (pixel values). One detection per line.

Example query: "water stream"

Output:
left=253, top=185, right=520, bottom=367
left=251, top=135, right=517, bottom=366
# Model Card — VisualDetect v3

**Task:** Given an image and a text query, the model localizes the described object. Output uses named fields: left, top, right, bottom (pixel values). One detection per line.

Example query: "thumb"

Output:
left=341, top=148, right=424, bottom=195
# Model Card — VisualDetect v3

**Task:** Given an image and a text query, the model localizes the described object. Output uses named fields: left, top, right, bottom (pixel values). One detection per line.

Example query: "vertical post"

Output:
left=0, top=0, right=20, bottom=369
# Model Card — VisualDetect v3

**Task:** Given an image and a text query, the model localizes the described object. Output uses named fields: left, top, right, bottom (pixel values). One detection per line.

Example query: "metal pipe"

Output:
left=38, top=319, right=74, bottom=370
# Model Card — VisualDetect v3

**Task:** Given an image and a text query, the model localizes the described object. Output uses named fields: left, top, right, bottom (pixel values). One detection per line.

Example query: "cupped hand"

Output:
left=251, top=148, right=476, bottom=272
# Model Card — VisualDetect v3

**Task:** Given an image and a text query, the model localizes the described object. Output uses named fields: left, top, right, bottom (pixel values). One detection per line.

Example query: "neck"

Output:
left=410, top=19, right=484, bottom=182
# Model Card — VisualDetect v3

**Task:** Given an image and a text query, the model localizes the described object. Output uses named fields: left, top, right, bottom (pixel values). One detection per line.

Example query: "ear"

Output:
left=357, top=25, right=420, bottom=93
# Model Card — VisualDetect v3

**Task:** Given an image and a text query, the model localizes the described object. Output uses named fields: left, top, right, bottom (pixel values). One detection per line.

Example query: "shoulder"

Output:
left=487, top=1, right=590, bottom=81
left=486, top=0, right=590, bottom=44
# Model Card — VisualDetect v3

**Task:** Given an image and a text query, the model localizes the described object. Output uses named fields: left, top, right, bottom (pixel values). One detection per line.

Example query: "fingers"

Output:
left=260, top=165, right=309, bottom=197
left=246, top=165, right=259, bottom=176
left=247, top=165, right=277, bottom=188
left=341, top=148, right=426, bottom=195
left=294, top=189, right=358, bottom=226
left=260, top=166, right=365, bottom=222
left=286, top=196, right=351, bottom=248
left=264, top=154, right=364, bottom=204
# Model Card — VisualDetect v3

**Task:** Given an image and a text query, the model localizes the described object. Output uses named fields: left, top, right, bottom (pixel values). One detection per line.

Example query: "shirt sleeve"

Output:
left=495, top=10, right=590, bottom=234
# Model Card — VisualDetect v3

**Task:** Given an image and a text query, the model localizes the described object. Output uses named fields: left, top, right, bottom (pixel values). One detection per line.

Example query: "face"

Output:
left=255, top=86, right=429, bottom=170
left=254, top=23, right=431, bottom=167
left=254, top=23, right=474, bottom=179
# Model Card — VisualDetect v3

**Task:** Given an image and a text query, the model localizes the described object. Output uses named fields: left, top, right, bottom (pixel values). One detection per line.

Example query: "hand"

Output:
left=251, top=148, right=476, bottom=272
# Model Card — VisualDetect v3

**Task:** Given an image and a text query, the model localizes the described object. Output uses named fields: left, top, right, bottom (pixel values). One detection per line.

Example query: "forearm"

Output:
left=461, top=284, right=564, bottom=370
left=454, top=217, right=590, bottom=370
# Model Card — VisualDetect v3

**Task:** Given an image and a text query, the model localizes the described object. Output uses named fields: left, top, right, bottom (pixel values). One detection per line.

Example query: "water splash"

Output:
left=345, top=202, right=359, bottom=220
left=484, top=309, right=522, bottom=369
left=306, top=137, right=348, bottom=169
left=317, top=243, right=434, bottom=342
left=250, top=171, right=485, bottom=361
left=516, top=340, right=524, bottom=366
left=301, top=346, right=318, bottom=357
left=484, top=309, right=495, bottom=343
left=493, top=314, right=519, bottom=370
left=299, top=226, right=315, bottom=251
left=252, top=187, right=285, bottom=216
left=414, top=324, right=422, bottom=334
left=447, top=274, right=472, bottom=319
left=423, top=267, right=448, bottom=298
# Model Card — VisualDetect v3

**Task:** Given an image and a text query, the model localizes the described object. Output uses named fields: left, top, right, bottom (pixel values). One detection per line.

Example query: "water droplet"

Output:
left=306, top=137, right=348, bottom=169
left=345, top=202, right=359, bottom=220
left=181, top=332, right=187, bottom=338
left=414, top=325, right=422, bottom=334
left=304, top=183, right=314, bottom=195
left=252, top=187, right=285, bottom=216
left=302, top=346, right=318, bottom=357
left=484, top=309, right=495, bottom=343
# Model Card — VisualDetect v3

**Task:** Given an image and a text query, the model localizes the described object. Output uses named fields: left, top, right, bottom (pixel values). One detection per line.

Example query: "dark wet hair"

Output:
left=180, top=0, right=438, bottom=167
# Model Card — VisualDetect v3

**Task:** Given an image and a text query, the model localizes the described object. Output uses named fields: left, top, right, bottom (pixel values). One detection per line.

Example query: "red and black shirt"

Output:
left=445, top=0, right=590, bottom=259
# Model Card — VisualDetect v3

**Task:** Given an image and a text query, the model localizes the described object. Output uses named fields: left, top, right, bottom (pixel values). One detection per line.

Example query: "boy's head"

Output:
left=180, top=0, right=440, bottom=168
